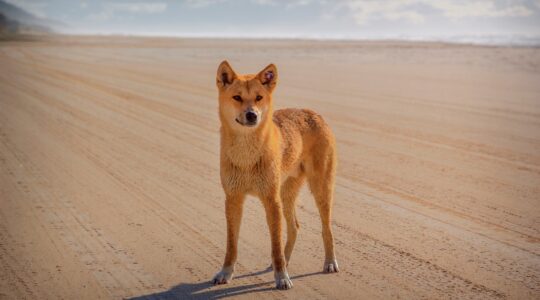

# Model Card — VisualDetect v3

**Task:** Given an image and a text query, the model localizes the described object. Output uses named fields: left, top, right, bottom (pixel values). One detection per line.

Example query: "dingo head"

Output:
left=216, top=60, right=277, bottom=132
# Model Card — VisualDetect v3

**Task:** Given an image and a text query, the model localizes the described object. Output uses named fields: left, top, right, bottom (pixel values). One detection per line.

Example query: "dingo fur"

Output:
left=213, top=61, right=339, bottom=290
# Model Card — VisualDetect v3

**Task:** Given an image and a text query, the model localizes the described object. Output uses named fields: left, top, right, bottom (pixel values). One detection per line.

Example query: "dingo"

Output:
left=213, top=61, right=339, bottom=290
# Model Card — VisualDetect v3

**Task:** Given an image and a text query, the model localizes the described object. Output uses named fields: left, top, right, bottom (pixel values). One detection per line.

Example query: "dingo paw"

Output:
left=324, top=259, right=339, bottom=273
left=275, top=271, right=293, bottom=290
left=212, top=268, right=233, bottom=285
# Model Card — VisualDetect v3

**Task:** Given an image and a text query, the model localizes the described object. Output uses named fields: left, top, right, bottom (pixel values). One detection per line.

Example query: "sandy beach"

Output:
left=0, top=36, right=539, bottom=299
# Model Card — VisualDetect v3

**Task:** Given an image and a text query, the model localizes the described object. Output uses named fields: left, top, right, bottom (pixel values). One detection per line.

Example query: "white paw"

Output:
left=275, top=271, right=293, bottom=290
left=324, top=259, right=339, bottom=273
left=212, top=268, right=234, bottom=285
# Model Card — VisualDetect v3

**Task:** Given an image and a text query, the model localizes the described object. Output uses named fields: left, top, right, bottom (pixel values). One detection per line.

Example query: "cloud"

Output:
left=185, top=0, right=280, bottom=7
left=339, top=0, right=535, bottom=25
left=428, top=0, right=533, bottom=18
left=180, top=0, right=536, bottom=26
left=106, top=2, right=167, bottom=14
left=251, top=0, right=277, bottom=5
left=88, top=2, right=167, bottom=20
left=384, top=9, right=424, bottom=23
left=344, top=0, right=425, bottom=24
left=184, top=0, right=227, bottom=8
left=286, top=0, right=314, bottom=9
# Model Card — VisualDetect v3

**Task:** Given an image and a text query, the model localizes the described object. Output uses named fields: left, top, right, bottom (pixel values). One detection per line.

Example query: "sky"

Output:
left=6, top=0, right=540, bottom=43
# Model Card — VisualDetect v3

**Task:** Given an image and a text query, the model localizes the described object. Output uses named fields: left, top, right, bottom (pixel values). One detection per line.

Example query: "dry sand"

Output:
left=0, top=36, right=539, bottom=299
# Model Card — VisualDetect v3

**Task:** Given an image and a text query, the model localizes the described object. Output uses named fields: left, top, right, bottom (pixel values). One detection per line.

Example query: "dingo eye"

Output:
left=256, top=95, right=263, bottom=101
left=232, top=95, right=242, bottom=102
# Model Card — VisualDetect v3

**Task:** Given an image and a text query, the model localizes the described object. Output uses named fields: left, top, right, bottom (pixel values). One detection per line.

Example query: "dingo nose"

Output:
left=246, top=111, right=258, bottom=123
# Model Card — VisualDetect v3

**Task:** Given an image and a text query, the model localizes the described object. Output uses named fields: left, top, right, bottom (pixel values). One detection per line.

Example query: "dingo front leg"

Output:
left=213, top=194, right=245, bottom=285
left=262, top=194, right=293, bottom=290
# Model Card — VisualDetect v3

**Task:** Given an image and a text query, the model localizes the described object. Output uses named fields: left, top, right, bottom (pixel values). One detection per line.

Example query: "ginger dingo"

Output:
left=213, top=61, right=339, bottom=290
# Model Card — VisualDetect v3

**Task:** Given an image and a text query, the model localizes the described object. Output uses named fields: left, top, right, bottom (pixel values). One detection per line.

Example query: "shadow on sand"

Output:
left=128, top=267, right=323, bottom=299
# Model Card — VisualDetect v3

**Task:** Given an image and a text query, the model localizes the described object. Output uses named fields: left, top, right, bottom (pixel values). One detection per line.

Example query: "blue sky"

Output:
left=6, top=0, right=540, bottom=41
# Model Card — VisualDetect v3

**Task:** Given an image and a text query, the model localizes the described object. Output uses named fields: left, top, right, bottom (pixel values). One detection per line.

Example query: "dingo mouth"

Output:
left=235, top=118, right=257, bottom=127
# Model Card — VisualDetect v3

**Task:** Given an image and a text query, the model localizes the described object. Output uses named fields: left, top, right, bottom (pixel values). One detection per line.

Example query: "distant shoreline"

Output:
left=54, top=31, right=540, bottom=47
left=3, top=32, right=539, bottom=49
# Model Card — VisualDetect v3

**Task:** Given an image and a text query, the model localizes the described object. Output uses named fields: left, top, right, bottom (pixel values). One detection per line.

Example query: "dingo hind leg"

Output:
left=281, top=174, right=305, bottom=265
left=307, top=145, right=339, bottom=273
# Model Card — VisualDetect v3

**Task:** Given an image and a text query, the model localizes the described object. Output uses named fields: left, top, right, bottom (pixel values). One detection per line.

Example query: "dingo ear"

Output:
left=257, top=63, right=277, bottom=92
left=217, top=60, right=237, bottom=88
